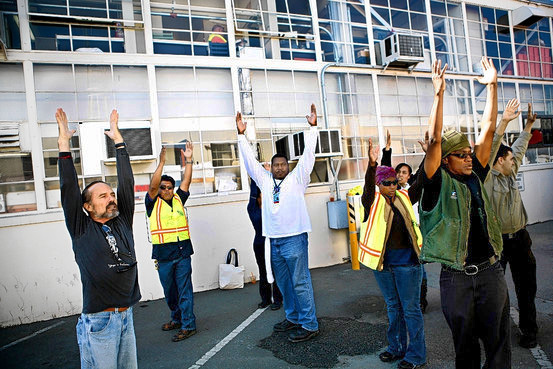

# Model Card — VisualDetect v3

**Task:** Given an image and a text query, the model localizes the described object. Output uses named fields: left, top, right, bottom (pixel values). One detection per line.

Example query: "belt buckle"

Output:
left=464, top=264, right=478, bottom=276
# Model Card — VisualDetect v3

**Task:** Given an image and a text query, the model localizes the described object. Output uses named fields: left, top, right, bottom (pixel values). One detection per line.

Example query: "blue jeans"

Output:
left=271, top=233, right=318, bottom=331
left=373, top=264, right=426, bottom=366
left=76, top=307, right=137, bottom=369
left=157, top=256, right=196, bottom=329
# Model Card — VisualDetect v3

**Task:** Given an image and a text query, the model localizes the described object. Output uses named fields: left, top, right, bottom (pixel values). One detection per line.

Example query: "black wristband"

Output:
left=114, top=142, right=126, bottom=148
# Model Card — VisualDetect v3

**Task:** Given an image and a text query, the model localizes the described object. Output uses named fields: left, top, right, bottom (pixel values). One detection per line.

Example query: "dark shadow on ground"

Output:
left=258, top=317, right=387, bottom=368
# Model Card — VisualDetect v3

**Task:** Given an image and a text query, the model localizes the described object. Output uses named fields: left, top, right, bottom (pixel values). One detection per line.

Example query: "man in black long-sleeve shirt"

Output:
left=57, top=108, right=140, bottom=369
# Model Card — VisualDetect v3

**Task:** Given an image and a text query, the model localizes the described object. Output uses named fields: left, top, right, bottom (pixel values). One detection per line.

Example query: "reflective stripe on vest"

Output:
left=149, top=194, right=190, bottom=244
left=208, top=33, right=227, bottom=43
left=358, top=190, right=422, bottom=270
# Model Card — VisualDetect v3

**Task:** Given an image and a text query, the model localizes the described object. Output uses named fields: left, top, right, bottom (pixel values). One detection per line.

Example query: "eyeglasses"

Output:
left=101, top=224, right=137, bottom=273
left=160, top=185, right=173, bottom=190
left=380, top=179, right=399, bottom=186
left=449, top=152, right=473, bottom=159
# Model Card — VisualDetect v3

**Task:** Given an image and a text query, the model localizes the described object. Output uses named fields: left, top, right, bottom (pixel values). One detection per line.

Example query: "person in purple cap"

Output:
left=358, top=139, right=426, bottom=369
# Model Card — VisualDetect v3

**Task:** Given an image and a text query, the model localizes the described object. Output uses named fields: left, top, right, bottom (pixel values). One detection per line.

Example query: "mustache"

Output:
left=107, top=201, right=117, bottom=208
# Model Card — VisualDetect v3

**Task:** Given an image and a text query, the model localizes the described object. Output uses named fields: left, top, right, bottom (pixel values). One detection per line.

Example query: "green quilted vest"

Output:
left=419, top=168, right=503, bottom=270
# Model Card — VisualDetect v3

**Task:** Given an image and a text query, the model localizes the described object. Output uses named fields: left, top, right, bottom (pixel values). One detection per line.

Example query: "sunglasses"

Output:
left=160, top=185, right=174, bottom=190
left=101, top=224, right=137, bottom=273
left=380, top=179, right=398, bottom=186
left=449, top=152, right=472, bottom=159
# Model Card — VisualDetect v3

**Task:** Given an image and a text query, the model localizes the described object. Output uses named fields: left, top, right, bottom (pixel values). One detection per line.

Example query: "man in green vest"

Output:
left=419, top=58, right=510, bottom=369
left=146, top=143, right=196, bottom=342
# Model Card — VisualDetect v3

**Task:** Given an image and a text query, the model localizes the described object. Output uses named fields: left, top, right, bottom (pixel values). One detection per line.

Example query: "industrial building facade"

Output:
left=1, top=0, right=552, bottom=326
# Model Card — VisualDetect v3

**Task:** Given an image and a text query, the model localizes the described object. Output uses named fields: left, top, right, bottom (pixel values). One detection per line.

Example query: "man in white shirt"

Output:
left=236, top=104, right=319, bottom=343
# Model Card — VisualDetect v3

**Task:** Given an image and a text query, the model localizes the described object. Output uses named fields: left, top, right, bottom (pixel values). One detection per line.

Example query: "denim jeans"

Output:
left=440, top=261, right=511, bottom=369
left=271, top=232, right=318, bottom=331
left=373, top=264, right=426, bottom=366
left=157, top=256, right=196, bottom=330
left=76, top=307, right=137, bottom=369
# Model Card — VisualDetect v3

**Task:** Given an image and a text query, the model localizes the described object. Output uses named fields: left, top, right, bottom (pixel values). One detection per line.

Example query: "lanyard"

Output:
left=273, top=178, right=283, bottom=204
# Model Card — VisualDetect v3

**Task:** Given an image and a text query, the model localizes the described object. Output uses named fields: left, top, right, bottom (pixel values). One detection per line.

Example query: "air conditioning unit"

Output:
left=380, top=33, right=424, bottom=69
left=275, top=129, right=342, bottom=161
left=80, top=121, right=155, bottom=175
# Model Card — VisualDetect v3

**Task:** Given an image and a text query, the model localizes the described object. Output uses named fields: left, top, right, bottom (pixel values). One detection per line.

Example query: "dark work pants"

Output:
left=501, top=228, right=538, bottom=337
left=253, top=240, right=282, bottom=305
left=440, top=262, right=511, bottom=369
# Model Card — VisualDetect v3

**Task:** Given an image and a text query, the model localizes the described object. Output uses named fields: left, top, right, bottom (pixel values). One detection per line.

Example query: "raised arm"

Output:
left=511, top=103, right=537, bottom=175
left=424, top=60, right=447, bottom=179
left=57, top=108, right=84, bottom=237
left=148, top=147, right=166, bottom=199
left=294, top=103, right=318, bottom=186
left=361, top=138, right=379, bottom=222
left=474, top=57, right=498, bottom=167
left=179, top=141, right=194, bottom=192
left=236, top=111, right=269, bottom=185
left=489, top=98, right=520, bottom=167
left=381, top=129, right=392, bottom=167
left=107, top=110, right=135, bottom=224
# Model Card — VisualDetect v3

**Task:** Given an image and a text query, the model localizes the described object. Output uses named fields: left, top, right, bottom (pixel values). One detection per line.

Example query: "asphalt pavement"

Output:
left=1, top=221, right=552, bottom=369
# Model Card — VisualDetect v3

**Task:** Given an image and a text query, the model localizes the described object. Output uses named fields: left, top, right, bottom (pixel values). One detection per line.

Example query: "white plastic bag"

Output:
left=219, top=249, right=245, bottom=289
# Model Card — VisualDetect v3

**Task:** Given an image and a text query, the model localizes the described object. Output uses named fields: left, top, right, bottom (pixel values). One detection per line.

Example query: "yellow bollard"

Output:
left=346, top=194, right=360, bottom=270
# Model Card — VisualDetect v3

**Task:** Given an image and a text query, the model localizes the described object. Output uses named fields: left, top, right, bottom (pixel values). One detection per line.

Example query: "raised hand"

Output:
left=104, top=109, right=123, bottom=144
left=236, top=111, right=247, bottom=134
left=476, top=57, right=497, bottom=85
left=56, top=108, right=76, bottom=151
left=368, top=138, right=379, bottom=165
left=262, top=162, right=271, bottom=171
left=432, top=59, right=448, bottom=96
left=527, top=103, right=537, bottom=125
left=306, top=103, right=317, bottom=126
left=502, top=98, right=521, bottom=123
left=159, top=146, right=167, bottom=164
left=418, top=130, right=430, bottom=153
left=183, top=141, right=193, bottom=160
left=385, top=129, right=391, bottom=150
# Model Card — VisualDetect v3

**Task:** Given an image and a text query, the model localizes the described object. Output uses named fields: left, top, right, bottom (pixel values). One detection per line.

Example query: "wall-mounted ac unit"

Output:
left=80, top=121, right=154, bottom=175
left=275, top=129, right=342, bottom=161
left=380, top=33, right=424, bottom=69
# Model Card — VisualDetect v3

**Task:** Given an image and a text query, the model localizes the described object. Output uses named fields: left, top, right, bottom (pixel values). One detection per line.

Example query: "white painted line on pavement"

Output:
left=510, top=307, right=553, bottom=369
left=188, top=307, right=268, bottom=369
left=0, top=321, right=65, bottom=352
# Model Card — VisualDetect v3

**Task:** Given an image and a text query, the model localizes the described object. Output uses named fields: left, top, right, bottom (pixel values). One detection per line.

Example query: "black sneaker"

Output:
left=273, top=319, right=300, bottom=332
left=397, top=359, right=425, bottom=369
left=270, top=302, right=282, bottom=310
left=379, top=351, right=403, bottom=362
left=519, top=334, right=537, bottom=348
left=288, top=327, right=320, bottom=343
left=258, top=301, right=271, bottom=309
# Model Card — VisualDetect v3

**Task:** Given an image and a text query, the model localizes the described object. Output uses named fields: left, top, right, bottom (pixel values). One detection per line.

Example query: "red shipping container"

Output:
left=517, top=60, right=529, bottom=76
left=530, top=62, right=541, bottom=77
left=529, top=46, right=539, bottom=62
left=541, top=47, right=552, bottom=63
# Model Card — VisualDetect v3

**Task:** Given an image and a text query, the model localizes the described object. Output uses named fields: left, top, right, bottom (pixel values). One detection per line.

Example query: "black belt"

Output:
left=443, top=255, right=499, bottom=276
left=502, top=227, right=525, bottom=240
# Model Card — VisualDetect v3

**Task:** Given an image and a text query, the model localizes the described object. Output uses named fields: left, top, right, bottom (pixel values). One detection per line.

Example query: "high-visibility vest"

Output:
left=208, top=33, right=227, bottom=43
left=149, top=194, right=190, bottom=244
left=358, top=189, right=422, bottom=271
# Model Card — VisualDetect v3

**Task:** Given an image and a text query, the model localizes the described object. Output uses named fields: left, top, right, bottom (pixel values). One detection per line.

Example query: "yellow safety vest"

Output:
left=358, top=189, right=422, bottom=271
left=208, top=33, right=227, bottom=43
left=149, top=194, right=190, bottom=244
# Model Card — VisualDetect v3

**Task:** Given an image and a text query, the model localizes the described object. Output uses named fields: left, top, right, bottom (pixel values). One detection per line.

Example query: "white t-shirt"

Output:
left=238, top=127, right=318, bottom=238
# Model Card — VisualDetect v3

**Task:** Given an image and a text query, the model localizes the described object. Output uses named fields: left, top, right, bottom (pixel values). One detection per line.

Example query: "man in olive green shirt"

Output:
left=485, top=99, right=538, bottom=349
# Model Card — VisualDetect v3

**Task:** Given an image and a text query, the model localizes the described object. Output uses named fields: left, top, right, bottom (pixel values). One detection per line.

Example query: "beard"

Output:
left=94, top=202, right=120, bottom=219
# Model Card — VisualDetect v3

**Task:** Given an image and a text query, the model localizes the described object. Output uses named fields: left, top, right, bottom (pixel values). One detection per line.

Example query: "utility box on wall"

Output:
left=327, top=200, right=348, bottom=229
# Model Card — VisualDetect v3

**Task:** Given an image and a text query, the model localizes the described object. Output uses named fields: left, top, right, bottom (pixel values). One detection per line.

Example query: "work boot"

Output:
left=420, top=278, right=428, bottom=314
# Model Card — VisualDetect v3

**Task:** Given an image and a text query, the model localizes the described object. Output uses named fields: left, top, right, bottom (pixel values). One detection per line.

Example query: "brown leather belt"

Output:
left=103, top=307, right=129, bottom=312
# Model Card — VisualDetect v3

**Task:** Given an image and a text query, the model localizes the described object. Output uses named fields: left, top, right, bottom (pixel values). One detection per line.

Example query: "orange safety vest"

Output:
left=149, top=194, right=190, bottom=244
left=358, top=189, right=422, bottom=271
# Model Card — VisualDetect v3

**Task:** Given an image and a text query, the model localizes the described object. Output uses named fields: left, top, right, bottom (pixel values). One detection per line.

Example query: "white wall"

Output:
left=0, top=187, right=349, bottom=327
